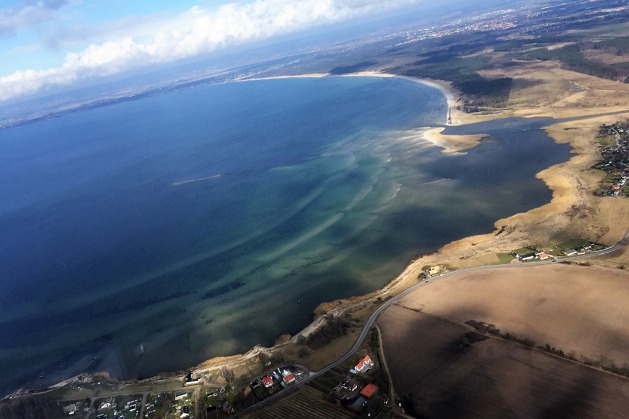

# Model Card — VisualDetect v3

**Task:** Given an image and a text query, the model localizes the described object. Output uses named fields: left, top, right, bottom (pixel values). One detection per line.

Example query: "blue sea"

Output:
left=0, top=76, right=570, bottom=394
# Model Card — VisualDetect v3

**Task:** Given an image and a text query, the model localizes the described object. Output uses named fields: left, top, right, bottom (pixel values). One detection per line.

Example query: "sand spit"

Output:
left=238, top=73, right=328, bottom=82
left=422, top=127, right=487, bottom=154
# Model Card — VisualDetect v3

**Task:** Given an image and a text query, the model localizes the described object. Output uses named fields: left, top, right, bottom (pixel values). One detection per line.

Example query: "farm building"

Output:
left=360, top=383, right=379, bottom=398
left=354, top=355, right=374, bottom=373
left=262, top=375, right=274, bottom=388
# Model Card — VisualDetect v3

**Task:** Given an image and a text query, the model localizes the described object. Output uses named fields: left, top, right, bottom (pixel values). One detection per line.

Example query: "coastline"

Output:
left=15, top=68, right=629, bottom=398
left=186, top=69, right=629, bottom=374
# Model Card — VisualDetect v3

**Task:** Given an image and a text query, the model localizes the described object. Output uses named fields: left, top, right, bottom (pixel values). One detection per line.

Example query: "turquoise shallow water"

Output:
left=0, top=76, right=569, bottom=394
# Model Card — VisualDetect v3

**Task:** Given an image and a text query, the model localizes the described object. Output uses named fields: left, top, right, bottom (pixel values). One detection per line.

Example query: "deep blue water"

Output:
left=0, top=77, right=570, bottom=394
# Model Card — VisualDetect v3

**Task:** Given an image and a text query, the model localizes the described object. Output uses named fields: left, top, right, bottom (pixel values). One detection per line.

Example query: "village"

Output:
left=594, top=121, right=629, bottom=197
left=56, top=352, right=389, bottom=419
left=419, top=238, right=606, bottom=281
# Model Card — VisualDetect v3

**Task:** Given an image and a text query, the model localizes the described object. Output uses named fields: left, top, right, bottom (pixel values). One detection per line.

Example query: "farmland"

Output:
left=245, top=386, right=353, bottom=419
left=391, top=264, right=629, bottom=367
left=407, top=338, right=629, bottom=418
left=378, top=264, right=629, bottom=417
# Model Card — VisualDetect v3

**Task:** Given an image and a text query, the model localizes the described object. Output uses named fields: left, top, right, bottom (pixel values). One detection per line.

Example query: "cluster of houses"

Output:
left=511, top=242, right=597, bottom=261
left=325, top=355, right=384, bottom=416
left=249, top=365, right=304, bottom=405
left=203, top=388, right=234, bottom=416
left=259, top=367, right=298, bottom=389
left=596, top=122, right=629, bottom=197
left=173, top=391, right=193, bottom=418
left=561, top=243, right=595, bottom=256
left=511, top=251, right=551, bottom=262
left=63, top=400, right=87, bottom=416
left=609, top=169, right=629, bottom=196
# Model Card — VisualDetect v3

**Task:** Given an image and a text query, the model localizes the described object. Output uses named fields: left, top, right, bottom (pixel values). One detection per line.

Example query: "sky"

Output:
left=0, top=0, right=422, bottom=102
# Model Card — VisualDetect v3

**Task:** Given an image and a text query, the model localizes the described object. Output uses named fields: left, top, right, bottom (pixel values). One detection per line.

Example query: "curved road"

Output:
left=237, top=228, right=629, bottom=416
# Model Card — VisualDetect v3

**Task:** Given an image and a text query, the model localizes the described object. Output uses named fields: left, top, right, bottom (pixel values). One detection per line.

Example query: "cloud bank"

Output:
left=0, top=0, right=416, bottom=101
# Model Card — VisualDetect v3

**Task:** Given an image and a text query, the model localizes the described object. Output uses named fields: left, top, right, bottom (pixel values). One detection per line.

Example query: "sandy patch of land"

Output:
left=480, top=61, right=629, bottom=120
left=422, top=127, right=487, bottom=154
left=241, top=73, right=328, bottom=81
left=393, top=264, right=629, bottom=366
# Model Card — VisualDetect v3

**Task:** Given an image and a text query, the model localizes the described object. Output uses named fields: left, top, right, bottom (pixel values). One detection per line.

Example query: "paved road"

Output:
left=237, top=228, right=629, bottom=417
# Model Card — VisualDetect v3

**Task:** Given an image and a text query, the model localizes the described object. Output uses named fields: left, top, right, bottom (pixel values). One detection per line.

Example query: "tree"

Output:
left=220, top=366, right=235, bottom=384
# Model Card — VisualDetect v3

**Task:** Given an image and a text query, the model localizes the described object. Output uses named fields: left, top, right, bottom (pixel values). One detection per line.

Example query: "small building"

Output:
left=520, top=253, right=536, bottom=261
left=360, top=383, right=379, bottom=398
left=222, top=401, right=235, bottom=415
left=262, top=375, right=273, bottom=388
left=63, top=404, right=77, bottom=415
left=428, top=265, right=441, bottom=275
left=354, top=355, right=374, bottom=373
left=99, top=400, right=114, bottom=410
left=563, top=249, right=578, bottom=256
left=282, top=373, right=296, bottom=384
left=175, top=391, right=188, bottom=401
left=535, top=252, right=549, bottom=260
left=349, top=396, right=368, bottom=412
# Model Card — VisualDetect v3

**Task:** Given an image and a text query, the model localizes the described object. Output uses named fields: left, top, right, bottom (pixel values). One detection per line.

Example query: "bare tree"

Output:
left=220, top=366, right=235, bottom=384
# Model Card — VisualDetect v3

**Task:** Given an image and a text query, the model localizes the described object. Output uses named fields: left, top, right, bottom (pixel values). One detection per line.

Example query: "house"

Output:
left=354, top=355, right=374, bottom=373
left=63, top=404, right=77, bottom=415
left=349, top=396, right=368, bottom=412
left=563, top=249, right=578, bottom=256
left=520, top=253, right=536, bottom=261
left=282, top=373, right=296, bottom=384
left=99, top=400, right=114, bottom=410
left=175, top=391, right=188, bottom=401
left=360, top=383, right=379, bottom=398
left=428, top=265, right=441, bottom=275
left=262, top=375, right=274, bottom=388
left=535, top=252, right=549, bottom=260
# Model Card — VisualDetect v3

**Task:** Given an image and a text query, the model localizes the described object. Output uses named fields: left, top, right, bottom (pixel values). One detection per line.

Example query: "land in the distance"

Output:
left=3, top=0, right=629, bottom=418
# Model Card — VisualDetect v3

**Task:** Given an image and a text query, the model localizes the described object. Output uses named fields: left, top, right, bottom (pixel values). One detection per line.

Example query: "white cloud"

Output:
left=0, top=0, right=417, bottom=101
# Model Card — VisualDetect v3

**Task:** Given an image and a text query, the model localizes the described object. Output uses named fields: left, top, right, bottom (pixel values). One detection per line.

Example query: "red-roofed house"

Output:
left=261, top=375, right=273, bottom=388
left=360, top=383, right=379, bottom=398
left=354, top=355, right=374, bottom=373
left=282, top=373, right=296, bottom=384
